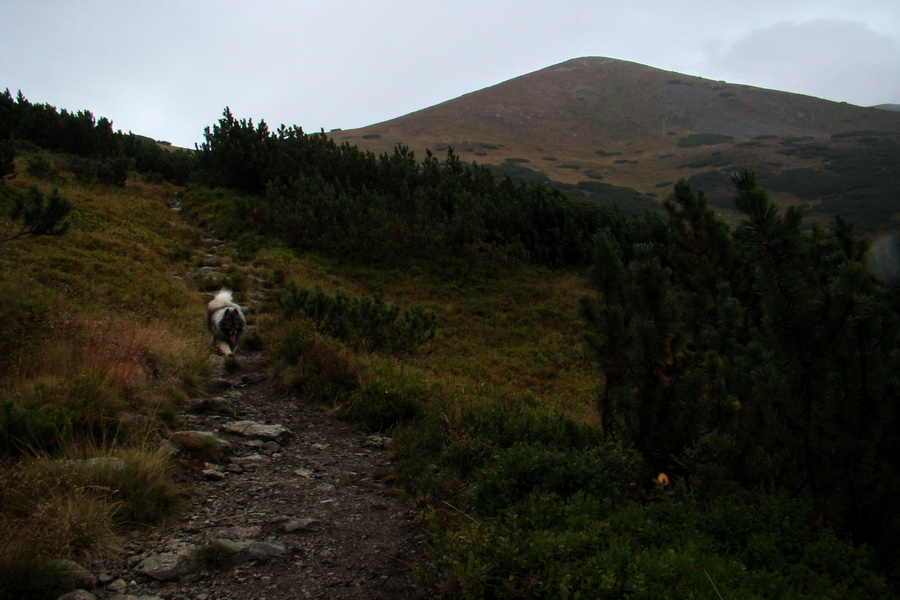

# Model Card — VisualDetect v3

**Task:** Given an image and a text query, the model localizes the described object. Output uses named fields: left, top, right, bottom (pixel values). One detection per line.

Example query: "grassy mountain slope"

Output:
left=333, top=57, right=900, bottom=232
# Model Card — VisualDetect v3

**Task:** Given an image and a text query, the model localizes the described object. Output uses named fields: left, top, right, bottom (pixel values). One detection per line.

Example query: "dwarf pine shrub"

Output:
left=279, top=283, right=436, bottom=355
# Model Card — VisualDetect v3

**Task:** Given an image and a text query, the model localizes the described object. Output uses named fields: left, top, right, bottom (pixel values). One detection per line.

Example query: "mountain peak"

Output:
left=339, top=57, right=897, bottom=152
left=330, top=58, right=900, bottom=232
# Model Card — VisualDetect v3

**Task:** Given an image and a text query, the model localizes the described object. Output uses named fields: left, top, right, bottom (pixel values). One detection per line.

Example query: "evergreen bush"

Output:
left=677, top=132, right=734, bottom=147
left=425, top=490, right=890, bottom=599
left=279, top=283, right=436, bottom=355
left=194, top=108, right=618, bottom=268
left=580, top=170, right=900, bottom=562
left=0, top=89, right=194, bottom=184
left=469, top=443, right=640, bottom=513
left=1, top=185, right=71, bottom=246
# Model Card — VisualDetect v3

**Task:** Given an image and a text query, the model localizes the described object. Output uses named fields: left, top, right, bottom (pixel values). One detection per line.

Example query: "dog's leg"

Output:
left=218, top=340, right=234, bottom=356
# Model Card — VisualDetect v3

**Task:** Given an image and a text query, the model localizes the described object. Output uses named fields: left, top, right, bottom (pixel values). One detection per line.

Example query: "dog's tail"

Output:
left=208, top=288, right=235, bottom=311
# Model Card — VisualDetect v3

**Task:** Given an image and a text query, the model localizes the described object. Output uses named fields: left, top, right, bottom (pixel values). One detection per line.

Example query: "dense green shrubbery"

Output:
left=69, top=156, right=130, bottom=186
left=392, top=391, right=616, bottom=503
left=564, top=179, right=658, bottom=215
left=678, top=151, right=731, bottom=169
left=279, top=283, right=436, bottom=355
left=195, top=108, right=616, bottom=267
left=580, top=171, right=900, bottom=567
left=24, top=155, right=57, bottom=180
left=348, top=382, right=426, bottom=433
left=468, top=444, right=640, bottom=514
left=0, top=398, right=59, bottom=455
left=0, top=184, right=71, bottom=247
left=395, top=379, right=891, bottom=598
left=0, top=140, right=13, bottom=180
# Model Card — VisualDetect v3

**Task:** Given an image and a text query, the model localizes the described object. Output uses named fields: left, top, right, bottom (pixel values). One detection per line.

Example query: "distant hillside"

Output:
left=332, top=57, right=900, bottom=233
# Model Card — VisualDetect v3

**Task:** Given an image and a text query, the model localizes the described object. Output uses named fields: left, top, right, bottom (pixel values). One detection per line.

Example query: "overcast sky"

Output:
left=3, top=1, right=899, bottom=148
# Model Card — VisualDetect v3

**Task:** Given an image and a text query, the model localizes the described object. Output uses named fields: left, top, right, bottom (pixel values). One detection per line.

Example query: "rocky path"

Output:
left=73, top=227, right=431, bottom=599
left=85, top=350, right=429, bottom=600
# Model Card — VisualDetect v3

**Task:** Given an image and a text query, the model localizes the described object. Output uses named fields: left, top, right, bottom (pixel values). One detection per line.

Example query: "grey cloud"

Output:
left=704, top=19, right=900, bottom=106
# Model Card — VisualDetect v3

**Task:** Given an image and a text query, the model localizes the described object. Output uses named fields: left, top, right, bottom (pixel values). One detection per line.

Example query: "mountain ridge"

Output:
left=337, top=56, right=900, bottom=146
left=330, top=57, right=900, bottom=232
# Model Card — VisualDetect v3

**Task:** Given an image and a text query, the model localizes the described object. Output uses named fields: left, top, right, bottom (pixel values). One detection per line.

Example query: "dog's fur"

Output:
left=207, top=289, right=246, bottom=356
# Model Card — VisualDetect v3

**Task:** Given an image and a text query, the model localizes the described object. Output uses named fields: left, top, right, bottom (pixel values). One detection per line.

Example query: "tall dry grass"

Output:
left=0, top=443, right=185, bottom=598
left=0, top=151, right=210, bottom=598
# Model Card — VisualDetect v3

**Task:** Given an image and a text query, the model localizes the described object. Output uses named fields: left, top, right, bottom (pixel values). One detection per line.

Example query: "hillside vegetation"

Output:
left=2, top=92, right=899, bottom=599
left=0, top=151, right=206, bottom=597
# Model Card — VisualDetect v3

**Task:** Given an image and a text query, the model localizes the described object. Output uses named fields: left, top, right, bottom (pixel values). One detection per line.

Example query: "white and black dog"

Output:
left=207, top=289, right=246, bottom=356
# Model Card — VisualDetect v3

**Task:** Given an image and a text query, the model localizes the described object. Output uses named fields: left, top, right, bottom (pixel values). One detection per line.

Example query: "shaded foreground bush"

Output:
left=380, top=382, right=891, bottom=598
left=425, top=491, right=889, bottom=599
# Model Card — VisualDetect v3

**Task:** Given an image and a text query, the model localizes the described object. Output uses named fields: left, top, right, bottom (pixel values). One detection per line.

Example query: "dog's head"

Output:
left=220, top=307, right=245, bottom=350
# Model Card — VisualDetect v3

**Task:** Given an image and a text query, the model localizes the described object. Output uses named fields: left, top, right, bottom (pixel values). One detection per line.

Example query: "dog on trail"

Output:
left=207, top=289, right=246, bottom=356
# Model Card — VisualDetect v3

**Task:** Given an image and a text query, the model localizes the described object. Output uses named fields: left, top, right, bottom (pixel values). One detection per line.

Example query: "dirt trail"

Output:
left=93, top=352, right=428, bottom=600
left=86, top=227, right=431, bottom=599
